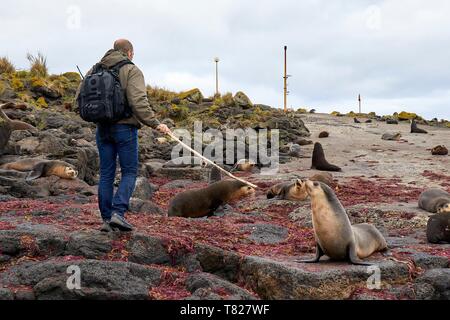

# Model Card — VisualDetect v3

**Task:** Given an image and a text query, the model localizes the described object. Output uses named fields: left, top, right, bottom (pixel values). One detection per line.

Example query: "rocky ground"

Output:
left=0, top=70, right=449, bottom=300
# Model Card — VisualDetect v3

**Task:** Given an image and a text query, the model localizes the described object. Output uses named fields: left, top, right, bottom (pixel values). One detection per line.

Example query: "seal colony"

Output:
left=298, top=180, right=387, bottom=265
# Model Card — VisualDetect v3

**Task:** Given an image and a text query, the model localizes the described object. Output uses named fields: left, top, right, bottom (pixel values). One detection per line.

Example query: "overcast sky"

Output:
left=1, top=0, right=449, bottom=119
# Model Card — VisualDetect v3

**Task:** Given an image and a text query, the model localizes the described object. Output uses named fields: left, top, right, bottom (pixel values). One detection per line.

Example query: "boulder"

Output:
left=185, top=272, right=257, bottom=300
left=414, top=269, right=450, bottom=300
left=234, top=91, right=253, bottom=108
left=178, top=88, right=203, bottom=104
left=132, top=177, right=157, bottom=201
left=245, top=224, right=289, bottom=244
left=65, top=231, right=112, bottom=259
left=0, top=259, right=161, bottom=300
left=127, top=233, right=171, bottom=265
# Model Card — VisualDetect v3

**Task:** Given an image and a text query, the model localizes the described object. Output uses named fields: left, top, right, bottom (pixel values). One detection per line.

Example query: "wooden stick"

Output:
left=166, top=131, right=258, bottom=189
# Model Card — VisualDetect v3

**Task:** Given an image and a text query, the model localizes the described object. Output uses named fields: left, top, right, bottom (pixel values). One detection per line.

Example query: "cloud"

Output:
left=1, top=0, right=449, bottom=119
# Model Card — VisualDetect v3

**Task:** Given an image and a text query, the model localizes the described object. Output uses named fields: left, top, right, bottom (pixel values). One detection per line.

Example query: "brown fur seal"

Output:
left=0, top=103, right=37, bottom=153
left=354, top=118, right=361, bottom=124
left=266, top=179, right=308, bottom=201
left=411, top=119, right=427, bottom=134
left=298, top=180, right=387, bottom=265
left=231, top=159, right=257, bottom=173
left=426, top=213, right=450, bottom=244
left=168, top=180, right=255, bottom=218
left=311, top=143, right=341, bottom=172
left=418, top=188, right=450, bottom=214
left=318, top=131, right=329, bottom=138
left=1, top=159, right=78, bottom=181
left=381, top=132, right=401, bottom=141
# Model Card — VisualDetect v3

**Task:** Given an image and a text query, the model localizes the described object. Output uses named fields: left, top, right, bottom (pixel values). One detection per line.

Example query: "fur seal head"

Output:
left=437, top=203, right=450, bottom=214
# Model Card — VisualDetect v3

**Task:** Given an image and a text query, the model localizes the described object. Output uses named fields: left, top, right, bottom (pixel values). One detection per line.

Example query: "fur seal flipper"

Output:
left=311, top=143, right=341, bottom=172
left=299, top=180, right=387, bottom=265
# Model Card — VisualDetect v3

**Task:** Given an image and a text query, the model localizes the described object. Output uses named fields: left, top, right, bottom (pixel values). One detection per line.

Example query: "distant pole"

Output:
left=214, top=57, right=220, bottom=95
left=283, top=46, right=287, bottom=112
left=358, top=94, right=361, bottom=114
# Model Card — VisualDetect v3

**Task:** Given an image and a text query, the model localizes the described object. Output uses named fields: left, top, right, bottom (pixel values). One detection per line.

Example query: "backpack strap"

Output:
left=111, top=60, right=134, bottom=72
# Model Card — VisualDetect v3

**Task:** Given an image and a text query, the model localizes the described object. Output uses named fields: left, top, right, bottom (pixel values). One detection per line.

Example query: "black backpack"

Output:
left=77, top=60, right=134, bottom=124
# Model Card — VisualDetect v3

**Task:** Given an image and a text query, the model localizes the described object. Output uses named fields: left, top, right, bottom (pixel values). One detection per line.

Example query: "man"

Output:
left=76, top=39, right=170, bottom=232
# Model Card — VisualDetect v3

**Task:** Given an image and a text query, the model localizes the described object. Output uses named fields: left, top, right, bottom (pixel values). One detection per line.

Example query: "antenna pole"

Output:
left=283, top=46, right=287, bottom=112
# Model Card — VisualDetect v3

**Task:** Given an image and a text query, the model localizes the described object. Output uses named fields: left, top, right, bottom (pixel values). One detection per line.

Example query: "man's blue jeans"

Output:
left=96, top=124, right=138, bottom=221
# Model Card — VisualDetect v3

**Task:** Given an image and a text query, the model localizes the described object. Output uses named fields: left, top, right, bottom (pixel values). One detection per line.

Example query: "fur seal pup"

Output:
left=318, top=131, right=329, bottom=138
left=231, top=159, right=258, bottom=173
left=382, top=132, right=401, bottom=141
left=266, top=179, right=308, bottom=201
left=426, top=213, right=450, bottom=244
left=163, top=156, right=207, bottom=168
left=296, top=138, right=313, bottom=146
left=0, top=103, right=37, bottom=153
left=411, top=119, right=427, bottom=134
left=208, top=166, right=222, bottom=185
left=168, top=180, right=255, bottom=218
left=311, top=143, right=341, bottom=172
left=431, top=145, right=448, bottom=156
left=418, top=188, right=450, bottom=214
left=1, top=159, right=78, bottom=181
left=298, top=180, right=387, bottom=265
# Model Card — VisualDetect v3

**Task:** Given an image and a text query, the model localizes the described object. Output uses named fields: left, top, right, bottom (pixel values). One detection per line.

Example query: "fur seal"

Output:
left=163, top=156, right=207, bottom=168
left=411, top=119, right=427, bottom=134
left=168, top=180, right=255, bottom=218
left=266, top=179, right=308, bottom=201
left=431, top=145, right=448, bottom=156
left=0, top=103, right=37, bottom=153
left=0, top=159, right=78, bottom=181
left=318, top=131, right=329, bottom=138
left=426, top=213, right=450, bottom=244
left=418, top=188, right=450, bottom=214
left=382, top=132, right=401, bottom=141
left=231, top=159, right=258, bottom=173
left=365, top=119, right=372, bottom=123
left=311, top=143, right=341, bottom=172
left=298, top=180, right=387, bottom=265
left=354, top=118, right=361, bottom=124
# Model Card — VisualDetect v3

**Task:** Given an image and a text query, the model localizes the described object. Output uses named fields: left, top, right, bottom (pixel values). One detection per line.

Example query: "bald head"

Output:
left=113, top=39, right=134, bottom=60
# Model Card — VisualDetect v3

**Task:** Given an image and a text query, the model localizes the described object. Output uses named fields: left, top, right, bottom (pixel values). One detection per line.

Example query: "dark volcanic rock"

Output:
left=245, top=224, right=289, bottom=244
left=129, top=198, right=164, bottom=215
left=132, top=177, right=157, bottom=200
left=0, top=287, right=14, bottom=300
left=0, top=259, right=161, bottom=300
left=185, top=272, right=257, bottom=300
left=194, top=244, right=242, bottom=282
left=239, top=256, right=410, bottom=299
left=65, top=231, right=112, bottom=259
left=127, top=233, right=171, bottom=265
left=414, top=269, right=450, bottom=300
